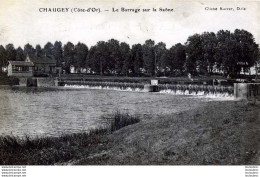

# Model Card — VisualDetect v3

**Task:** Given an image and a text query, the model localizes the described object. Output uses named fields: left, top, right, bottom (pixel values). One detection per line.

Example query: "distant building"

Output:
left=8, top=54, right=58, bottom=77
left=70, top=65, right=87, bottom=73
left=249, top=64, right=260, bottom=75
left=7, top=61, right=34, bottom=77
left=1, top=66, right=8, bottom=73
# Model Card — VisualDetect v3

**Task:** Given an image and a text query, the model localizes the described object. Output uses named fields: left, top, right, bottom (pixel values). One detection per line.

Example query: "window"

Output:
left=22, top=66, right=29, bottom=71
left=12, top=65, right=30, bottom=73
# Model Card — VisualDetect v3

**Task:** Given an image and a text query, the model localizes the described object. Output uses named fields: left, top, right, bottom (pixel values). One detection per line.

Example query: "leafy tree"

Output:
left=24, top=43, right=35, bottom=55
left=120, top=42, right=131, bottom=76
left=74, top=42, right=88, bottom=73
left=215, top=30, right=241, bottom=76
left=5, top=44, right=16, bottom=61
left=233, top=29, right=259, bottom=73
left=53, top=41, right=63, bottom=67
left=96, top=41, right=110, bottom=75
left=155, top=42, right=167, bottom=76
left=43, top=42, right=54, bottom=56
left=131, top=44, right=143, bottom=76
left=0, top=45, right=6, bottom=68
left=86, top=46, right=98, bottom=74
left=255, top=48, right=260, bottom=78
left=35, top=44, right=43, bottom=56
left=16, top=47, right=25, bottom=61
left=168, top=43, right=186, bottom=76
left=88, top=41, right=109, bottom=75
left=63, top=42, right=74, bottom=73
left=142, top=39, right=155, bottom=76
left=185, top=34, right=203, bottom=75
left=107, top=39, right=121, bottom=75
left=201, top=32, right=217, bottom=74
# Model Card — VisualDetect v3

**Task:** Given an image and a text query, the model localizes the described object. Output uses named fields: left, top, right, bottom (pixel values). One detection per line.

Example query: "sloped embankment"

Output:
left=77, top=101, right=259, bottom=165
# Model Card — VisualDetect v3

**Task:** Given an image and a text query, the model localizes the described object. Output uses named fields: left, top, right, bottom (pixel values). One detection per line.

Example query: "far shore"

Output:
left=0, top=100, right=259, bottom=165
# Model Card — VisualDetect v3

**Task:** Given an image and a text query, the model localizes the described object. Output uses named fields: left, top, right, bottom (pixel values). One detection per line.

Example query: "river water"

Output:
left=0, top=86, right=230, bottom=137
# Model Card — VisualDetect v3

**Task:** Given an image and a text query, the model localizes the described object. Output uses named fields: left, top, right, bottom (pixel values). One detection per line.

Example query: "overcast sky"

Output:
left=0, top=0, right=259, bottom=49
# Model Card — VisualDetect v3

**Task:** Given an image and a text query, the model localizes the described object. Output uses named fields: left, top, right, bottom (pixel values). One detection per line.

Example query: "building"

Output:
left=249, top=64, right=260, bottom=75
left=7, top=61, right=34, bottom=77
left=8, top=54, right=58, bottom=77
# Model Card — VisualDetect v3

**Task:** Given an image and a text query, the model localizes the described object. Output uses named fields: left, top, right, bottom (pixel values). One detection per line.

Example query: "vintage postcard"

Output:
left=0, top=0, right=259, bottom=176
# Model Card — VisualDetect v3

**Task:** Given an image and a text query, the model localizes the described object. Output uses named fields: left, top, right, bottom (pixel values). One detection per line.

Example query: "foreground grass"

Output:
left=0, top=112, right=140, bottom=165
left=77, top=101, right=259, bottom=165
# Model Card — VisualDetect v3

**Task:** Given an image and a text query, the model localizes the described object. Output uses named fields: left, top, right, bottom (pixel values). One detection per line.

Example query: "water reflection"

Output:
left=0, top=86, right=207, bottom=137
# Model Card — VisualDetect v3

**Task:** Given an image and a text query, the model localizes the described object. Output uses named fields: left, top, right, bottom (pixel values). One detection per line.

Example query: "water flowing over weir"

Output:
left=63, top=80, right=234, bottom=98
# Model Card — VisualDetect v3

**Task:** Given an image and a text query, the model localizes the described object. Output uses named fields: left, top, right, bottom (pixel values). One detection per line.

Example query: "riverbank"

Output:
left=0, top=100, right=259, bottom=165
left=0, top=112, right=140, bottom=165
left=77, top=100, right=259, bottom=165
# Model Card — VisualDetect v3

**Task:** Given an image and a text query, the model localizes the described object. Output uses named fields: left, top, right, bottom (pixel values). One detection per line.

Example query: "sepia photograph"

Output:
left=0, top=0, right=259, bottom=174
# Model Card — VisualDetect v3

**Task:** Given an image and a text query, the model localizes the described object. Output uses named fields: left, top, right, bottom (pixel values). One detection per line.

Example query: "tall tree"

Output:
left=168, top=43, right=186, bottom=76
left=107, top=39, right=121, bottom=75
left=201, top=32, right=217, bottom=74
left=233, top=29, right=259, bottom=73
left=95, top=41, right=109, bottom=75
left=255, top=48, right=260, bottom=78
left=0, top=45, right=6, bottom=68
left=185, top=34, right=203, bottom=75
left=5, top=44, right=16, bottom=61
left=53, top=41, right=63, bottom=67
left=16, top=47, right=25, bottom=61
left=215, top=30, right=241, bottom=76
left=120, top=42, right=131, bottom=76
left=74, top=42, right=88, bottom=73
left=142, top=39, right=155, bottom=76
left=35, top=44, right=43, bottom=56
left=24, top=43, right=35, bottom=55
left=86, top=46, right=99, bottom=74
left=155, top=42, right=167, bottom=76
left=63, top=42, right=74, bottom=73
left=131, top=44, right=143, bottom=76
left=43, top=42, right=54, bottom=56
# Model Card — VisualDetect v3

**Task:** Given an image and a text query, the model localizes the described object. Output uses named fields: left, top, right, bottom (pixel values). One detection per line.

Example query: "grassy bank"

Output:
left=76, top=101, right=259, bottom=165
left=0, top=112, right=140, bottom=165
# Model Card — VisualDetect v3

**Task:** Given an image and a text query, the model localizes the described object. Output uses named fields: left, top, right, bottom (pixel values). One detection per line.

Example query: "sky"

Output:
left=0, top=0, right=260, bottom=49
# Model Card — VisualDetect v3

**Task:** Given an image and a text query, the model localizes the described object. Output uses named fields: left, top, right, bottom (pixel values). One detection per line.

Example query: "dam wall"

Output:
left=234, top=83, right=260, bottom=104
left=18, top=77, right=56, bottom=87
left=19, top=78, right=28, bottom=87
left=17, top=77, right=260, bottom=101
left=37, top=78, right=55, bottom=87
left=62, top=80, right=234, bottom=96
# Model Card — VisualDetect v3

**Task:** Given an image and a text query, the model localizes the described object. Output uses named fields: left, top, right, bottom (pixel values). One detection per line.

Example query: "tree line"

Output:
left=0, top=29, right=259, bottom=77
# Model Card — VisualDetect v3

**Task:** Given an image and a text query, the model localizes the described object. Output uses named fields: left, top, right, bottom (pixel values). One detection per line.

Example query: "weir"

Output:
left=60, top=80, right=234, bottom=97
left=18, top=77, right=260, bottom=101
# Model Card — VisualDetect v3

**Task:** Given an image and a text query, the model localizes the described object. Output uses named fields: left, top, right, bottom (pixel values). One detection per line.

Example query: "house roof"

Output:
left=8, top=61, right=34, bottom=66
left=28, top=54, right=56, bottom=64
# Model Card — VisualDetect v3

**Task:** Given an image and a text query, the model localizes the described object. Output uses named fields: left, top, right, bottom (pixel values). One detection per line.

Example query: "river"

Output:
left=0, top=86, right=229, bottom=137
